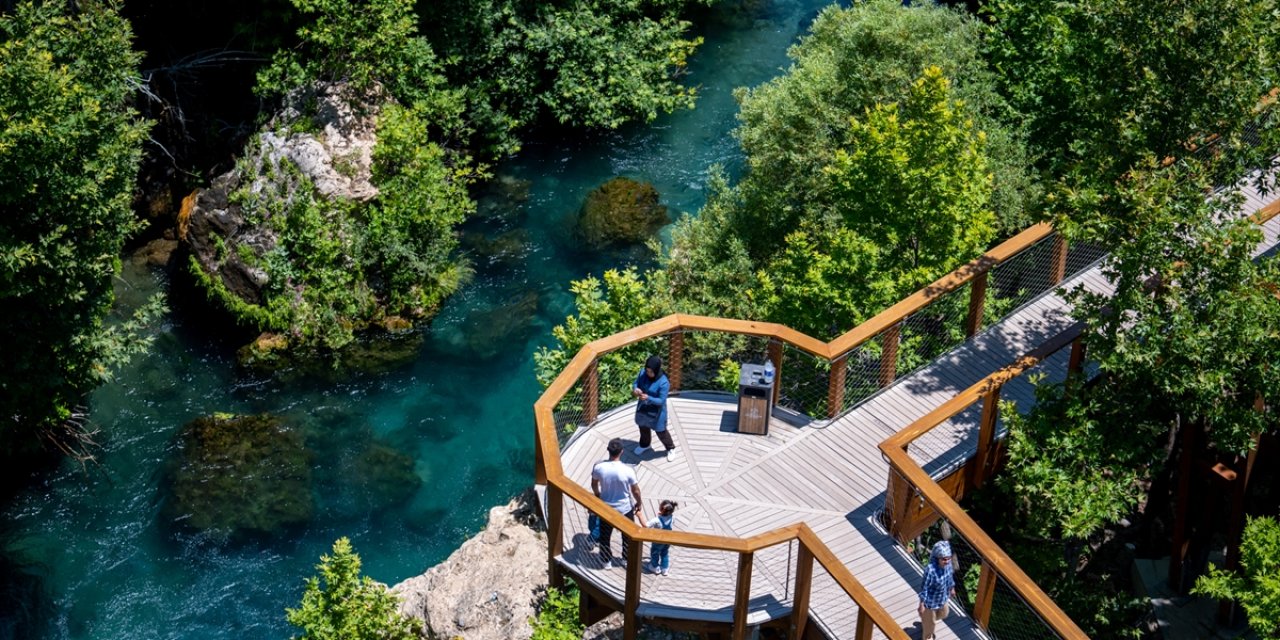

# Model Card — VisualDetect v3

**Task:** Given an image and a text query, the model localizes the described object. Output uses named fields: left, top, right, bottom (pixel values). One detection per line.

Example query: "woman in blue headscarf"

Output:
left=632, top=354, right=678, bottom=462
left=917, top=540, right=956, bottom=640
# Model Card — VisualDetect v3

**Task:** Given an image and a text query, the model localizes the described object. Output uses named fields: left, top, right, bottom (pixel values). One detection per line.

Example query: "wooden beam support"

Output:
left=668, top=331, right=684, bottom=392
left=1170, top=423, right=1195, bottom=591
left=1067, top=336, right=1086, bottom=380
left=732, top=552, right=754, bottom=640
left=583, top=359, right=600, bottom=424
left=879, top=324, right=902, bottom=389
left=534, top=417, right=547, bottom=485
left=854, top=608, right=873, bottom=640
left=966, top=272, right=988, bottom=338
left=971, top=388, right=1001, bottom=489
left=624, top=538, right=644, bottom=640
left=1049, top=234, right=1069, bottom=286
left=886, top=466, right=914, bottom=544
left=547, top=485, right=565, bottom=590
left=767, top=341, right=784, bottom=405
left=826, top=355, right=847, bottom=419
left=788, top=545, right=814, bottom=640
left=973, top=561, right=997, bottom=630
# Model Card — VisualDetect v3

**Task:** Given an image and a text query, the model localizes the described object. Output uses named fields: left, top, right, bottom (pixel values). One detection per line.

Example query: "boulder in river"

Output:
left=162, top=413, right=313, bottom=541
left=577, top=177, right=670, bottom=250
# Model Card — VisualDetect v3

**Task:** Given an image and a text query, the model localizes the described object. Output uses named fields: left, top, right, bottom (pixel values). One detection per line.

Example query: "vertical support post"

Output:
left=668, top=331, right=684, bottom=392
left=1049, top=234, right=1069, bottom=286
left=624, top=537, right=643, bottom=640
left=970, top=388, right=1001, bottom=489
left=1169, top=423, right=1195, bottom=591
left=732, top=551, right=755, bottom=640
left=534, top=418, right=547, bottom=485
left=886, top=464, right=914, bottom=544
left=788, top=545, right=814, bottom=640
left=767, top=341, right=784, bottom=405
left=966, top=272, right=989, bottom=338
left=547, top=486, right=565, bottom=590
left=1067, top=335, right=1086, bottom=380
left=879, top=324, right=901, bottom=389
left=1218, top=432, right=1261, bottom=624
left=826, top=355, right=847, bottom=419
left=584, top=359, right=599, bottom=424
left=972, top=561, right=998, bottom=630
left=854, top=609, right=874, bottom=640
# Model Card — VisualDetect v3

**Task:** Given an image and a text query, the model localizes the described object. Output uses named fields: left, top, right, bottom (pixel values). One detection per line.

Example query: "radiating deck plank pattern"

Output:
left=551, top=181, right=1280, bottom=639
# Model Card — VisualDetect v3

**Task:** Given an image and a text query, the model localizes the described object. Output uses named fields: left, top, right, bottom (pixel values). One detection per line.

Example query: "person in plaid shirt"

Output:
left=917, top=540, right=956, bottom=640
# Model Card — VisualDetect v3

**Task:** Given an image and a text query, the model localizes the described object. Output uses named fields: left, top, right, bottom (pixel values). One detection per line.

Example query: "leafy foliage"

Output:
left=419, top=0, right=713, bottom=155
left=1194, top=516, right=1280, bottom=639
left=0, top=0, right=160, bottom=449
left=530, top=585, right=584, bottom=640
left=286, top=537, right=420, bottom=640
left=984, top=0, right=1280, bottom=186
left=534, top=268, right=665, bottom=410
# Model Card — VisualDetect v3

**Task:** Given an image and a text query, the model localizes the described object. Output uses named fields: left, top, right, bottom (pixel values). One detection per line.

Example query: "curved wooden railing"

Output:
left=534, top=223, right=1095, bottom=640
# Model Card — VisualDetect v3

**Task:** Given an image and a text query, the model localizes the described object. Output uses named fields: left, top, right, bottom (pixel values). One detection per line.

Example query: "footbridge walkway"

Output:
left=534, top=172, right=1279, bottom=640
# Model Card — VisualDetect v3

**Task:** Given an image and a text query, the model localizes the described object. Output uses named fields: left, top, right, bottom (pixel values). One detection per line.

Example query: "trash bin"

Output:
left=737, top=363, right=773, bottom=435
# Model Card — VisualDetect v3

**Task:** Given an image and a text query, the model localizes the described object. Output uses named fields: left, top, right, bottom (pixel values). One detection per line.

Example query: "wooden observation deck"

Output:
left=535, top=171, right=1280, bottom=640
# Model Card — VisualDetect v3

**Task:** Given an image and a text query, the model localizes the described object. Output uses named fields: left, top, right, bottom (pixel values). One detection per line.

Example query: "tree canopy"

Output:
left=0, top=0, right=158, bottom=452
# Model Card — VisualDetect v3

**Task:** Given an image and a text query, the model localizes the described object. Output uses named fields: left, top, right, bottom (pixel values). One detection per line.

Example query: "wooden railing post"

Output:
left=534, top=418, right=547, bottom=485
left=971, top=388, right=1001, bottom=489
left=667, top=331, right=684, bottom=392
left=767, top=341, right=784, bottom=405
left=826, top=355, right=847, bottom=419
left=1067, top=335, right=1086, bottom=379
left=973, top=561, right=997, bottom=630
left=547, top=485, right=565, bottom=590
left=624, top=537, right=643, bottom=640
left=789, top=544, right=814, bottom=640
left=885, top=463, right=914, bottom=544
left=732, top=551, right=755, bottom=640
left=584, top=359, right=599, bottom=424
left=1049, top=234, right=1069, bottom=286
left=854, top=609, right=874, bottom=640
left=966, top=272, right=989, bottom=338
left=879, top=323, right=902, bottom=388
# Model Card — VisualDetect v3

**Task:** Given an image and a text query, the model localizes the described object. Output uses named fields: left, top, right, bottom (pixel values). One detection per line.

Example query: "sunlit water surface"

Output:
left=2, top=2, right=837, bottom=637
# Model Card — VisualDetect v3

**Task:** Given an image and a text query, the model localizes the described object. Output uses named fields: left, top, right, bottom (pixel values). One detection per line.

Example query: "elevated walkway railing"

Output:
left=535, top=223, right=1105, bottom=640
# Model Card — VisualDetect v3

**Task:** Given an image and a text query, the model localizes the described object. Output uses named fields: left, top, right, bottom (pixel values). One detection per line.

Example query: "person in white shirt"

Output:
left=591, top=438, right=643, bottom=565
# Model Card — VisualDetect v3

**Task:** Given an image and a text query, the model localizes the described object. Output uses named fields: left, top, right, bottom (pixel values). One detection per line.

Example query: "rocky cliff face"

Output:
left=393, top=490, right=548, bottom=640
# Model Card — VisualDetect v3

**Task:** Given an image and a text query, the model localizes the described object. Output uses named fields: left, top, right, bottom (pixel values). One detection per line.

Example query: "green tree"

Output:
left=730, top=0, right=1034, bottom=254
left=418, top=0, right=712, bottom=155
left=0, top=0, right=159, bottom=453
left=534, top=268, right=666, bottom=411
left=286, top=537, right=420, bottom=640
left=984, top=0, right=1280, bottom=187
left=530, top=585, right=585, bottom=640
left=1002, top=158, right=1280, bottom=540
left=1194, top=516, right=1280, bottom=639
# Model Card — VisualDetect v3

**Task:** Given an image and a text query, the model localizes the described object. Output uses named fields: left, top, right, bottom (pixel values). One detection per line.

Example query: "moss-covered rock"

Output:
left=163, top=413, right=313, bottom=541
left=354, top=443, right=422, bottom=509
left=577, top=177, right=670, bottom=249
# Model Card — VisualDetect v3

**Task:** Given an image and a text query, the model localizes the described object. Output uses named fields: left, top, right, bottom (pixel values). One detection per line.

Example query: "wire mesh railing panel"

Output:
left=675, top=330, right=772, bottom=393
left=805, top=557, right=862, bottom=639
left=897, top=282, right=973, bottom=378
left=1063, top=240, right=1106, bottom=282
left=838, top=332, right=887, bottom=414
left=553, top=371, right=591, bottom=448
left=986, top=574, right=1062, bottom=640
left=988, top=233, right=1059, bottom=320
left=777, top=343, right=832, bottom=417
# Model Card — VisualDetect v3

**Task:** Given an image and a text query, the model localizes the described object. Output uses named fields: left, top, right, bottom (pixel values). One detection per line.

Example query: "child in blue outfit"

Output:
left=645, top=500, right=678, bottom=575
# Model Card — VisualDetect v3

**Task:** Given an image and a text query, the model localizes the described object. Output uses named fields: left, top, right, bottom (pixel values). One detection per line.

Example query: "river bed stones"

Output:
left=162, top=413, right=312, bottom=541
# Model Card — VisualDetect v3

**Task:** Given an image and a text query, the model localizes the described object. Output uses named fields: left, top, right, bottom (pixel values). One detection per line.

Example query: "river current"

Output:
left=2, top=2, right=833, bottom=637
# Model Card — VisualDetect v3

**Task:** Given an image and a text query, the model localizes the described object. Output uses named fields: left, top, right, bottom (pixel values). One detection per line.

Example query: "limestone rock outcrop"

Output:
left=393, top=490, right=548, bottom=640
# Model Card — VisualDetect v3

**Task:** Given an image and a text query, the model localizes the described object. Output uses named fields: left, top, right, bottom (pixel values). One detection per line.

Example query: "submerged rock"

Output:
left=436, top=291, right=539, bottom=360
left=354, top=443, right=422, bottom=510
left=475, top=174, right=532, bottom=225
left=393, top=490, right=546, bottom=640
left=577, top=177, right=670, bottom=249
left=162, top=414, right=313, bottom=541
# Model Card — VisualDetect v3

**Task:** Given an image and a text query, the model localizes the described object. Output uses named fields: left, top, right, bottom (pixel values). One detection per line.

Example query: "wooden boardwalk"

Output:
left=551, top=174, right=1279, bottom=639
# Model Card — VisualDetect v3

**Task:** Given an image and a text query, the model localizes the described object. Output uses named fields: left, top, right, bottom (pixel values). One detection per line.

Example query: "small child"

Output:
left=645, top=500, right=678, bottom=575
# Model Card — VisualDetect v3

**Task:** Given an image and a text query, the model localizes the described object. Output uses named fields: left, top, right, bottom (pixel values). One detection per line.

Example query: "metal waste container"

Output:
left=737, top=363, right=773, bottom=435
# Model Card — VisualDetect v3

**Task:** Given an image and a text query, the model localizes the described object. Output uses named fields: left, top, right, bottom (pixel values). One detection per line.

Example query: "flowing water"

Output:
left=1, top=2, right=835, bottom=637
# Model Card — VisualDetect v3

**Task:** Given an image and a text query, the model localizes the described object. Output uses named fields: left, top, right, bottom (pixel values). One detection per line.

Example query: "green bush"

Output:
left=286, top=537, right=421, bottom=640
left=1194, top=516, right=1280, bottom=639
left=531, top=585, right=584, bottom=640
